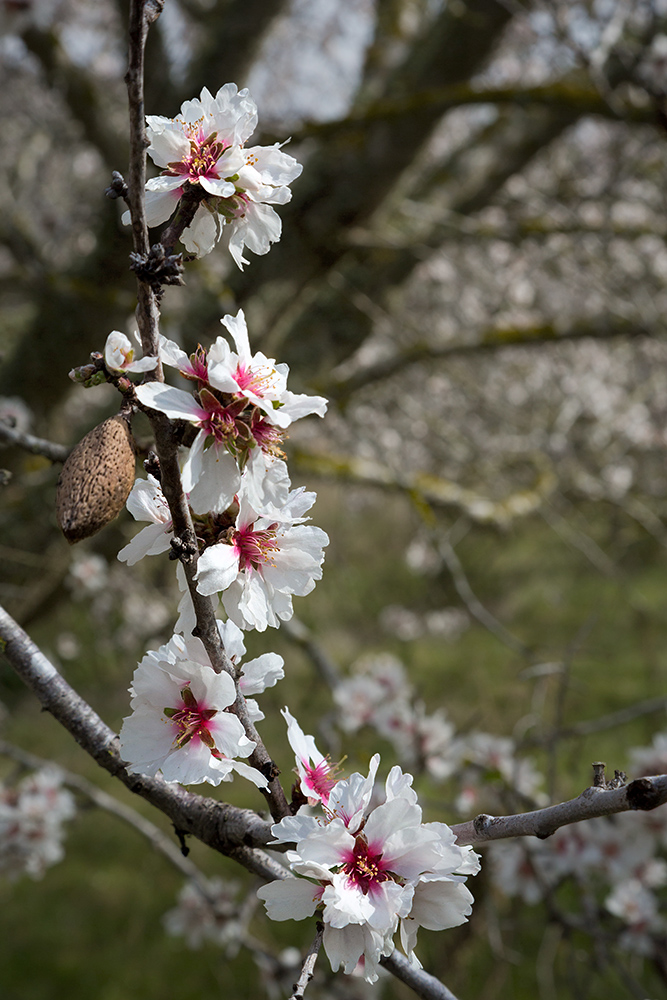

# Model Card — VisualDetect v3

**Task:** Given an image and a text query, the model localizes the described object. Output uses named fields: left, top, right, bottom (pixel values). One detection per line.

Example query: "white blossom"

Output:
left=119, top=633, right=266, bottom=788
left=208, top=310, right=328, bottom=429
left=117, top=475, right=174, bottom=566
left=104, top=330, right=158, bottom=374
left=163, top=877, right=244, bottom=951
left=196, top=486, right=329, bottom=631
left=0, top=769, right=75, bottom=880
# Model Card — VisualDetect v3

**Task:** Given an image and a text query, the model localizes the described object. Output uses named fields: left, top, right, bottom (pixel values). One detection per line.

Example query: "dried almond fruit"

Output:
left=56, top=414, right=136, bottom=543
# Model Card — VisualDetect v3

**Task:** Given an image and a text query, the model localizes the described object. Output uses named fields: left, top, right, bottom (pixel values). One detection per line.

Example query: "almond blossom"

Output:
left=195, top=486, right=329, bottom=631
left=282, top=707, right=339, bottom=807
left=258, top=750, right=478, bottom=982
left=207, top=310, right=328, bottom=429
left=121, top=84, right=302, bottom=265
left=104, top=330, right=158, bottom=374
left=119, top=633, right=266, bottom=788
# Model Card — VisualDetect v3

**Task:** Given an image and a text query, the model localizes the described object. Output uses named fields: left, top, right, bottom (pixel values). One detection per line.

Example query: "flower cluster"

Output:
left=122, top=84, right=302, bottom=266
left=0, top=769, right=75, bottom=880
left=257, top=713, right=479, bottom=982
left=119, top=308, right=329, bottom=634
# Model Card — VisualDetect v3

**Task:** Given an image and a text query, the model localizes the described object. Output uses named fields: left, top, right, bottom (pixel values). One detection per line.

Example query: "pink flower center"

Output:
left=341, top=837, right=392, bottom=894
left=251, top=413, right=285, bottom=454
left=164, top=684, right=218, bottom=753
left=182, top=346, right=209, bottom=384
left=198, top=389, right=247, bottom=446
left=234, top=360, right=279, bottom=398
left=165, top=125, right=226, bottom=183
left=233, top=523, right=279, bottom=572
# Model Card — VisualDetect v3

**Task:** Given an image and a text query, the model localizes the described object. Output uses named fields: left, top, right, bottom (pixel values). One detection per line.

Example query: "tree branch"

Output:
left=327, top=317, right=653, bottom=400
left=0, top=421, right=70, bottom=463
left=380, top=950, right=461, bottom=1000
left=292, top=447, right=556, bottom=526
left=289, top=921, right=324, bottom=1000
left=0, top=604, right=287, bottom=880
left=451, top=771, right=667, bottom=846
left=123, top=0, right=289, bottom=820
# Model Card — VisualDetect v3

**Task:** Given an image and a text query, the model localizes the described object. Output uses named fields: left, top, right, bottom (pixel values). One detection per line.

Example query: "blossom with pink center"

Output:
left=282, top=708, right=339, bottom=806
left=195, top=487, right=329, bottom=631
left=208, top=310, right=327, bottom=429
left=120, top=84, right=302, bottom=265
left=257, top=757, right=478, bottom=982
left=119, top=633, right=266, bottom=788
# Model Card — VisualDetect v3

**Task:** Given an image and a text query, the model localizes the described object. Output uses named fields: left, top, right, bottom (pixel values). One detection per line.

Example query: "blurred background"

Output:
left=2, top=0, right=667, bottom=997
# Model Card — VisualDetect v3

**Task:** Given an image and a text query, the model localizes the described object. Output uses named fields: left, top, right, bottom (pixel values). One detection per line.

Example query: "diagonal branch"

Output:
left=0, top=603, right=285, bottom=880
left=0, top=421, right=70, bottom=463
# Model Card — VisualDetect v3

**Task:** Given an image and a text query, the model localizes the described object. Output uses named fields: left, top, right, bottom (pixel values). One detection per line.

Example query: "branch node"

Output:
left=105, top=170, right=129, bottom=201
left=129, top=243, right=185, bottom=296
left=627, top=777, right=663, bottom=811
left=169, top=533, right=198, bottom=563
left=172, top=826, right=190, bottom=857
left=473, top=813, right=494, bottom=834
left=143, top=450, right=161, bottom=480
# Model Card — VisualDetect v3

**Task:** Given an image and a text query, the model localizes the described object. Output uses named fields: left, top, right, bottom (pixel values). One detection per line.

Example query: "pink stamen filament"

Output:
left=303, top=759, right=338, bottom=804
left=233, top=524, right=279, bottom=572
left=234, top=361, right=279, bottom=397
left=164, top=130, right=227, bottom=182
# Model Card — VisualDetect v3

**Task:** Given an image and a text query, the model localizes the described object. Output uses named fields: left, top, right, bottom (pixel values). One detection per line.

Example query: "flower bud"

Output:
left=56, top=414, right=136, bottom=543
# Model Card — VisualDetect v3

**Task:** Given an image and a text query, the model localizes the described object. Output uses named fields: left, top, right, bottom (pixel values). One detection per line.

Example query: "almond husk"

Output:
left=56, top=414, right=136, bottom=543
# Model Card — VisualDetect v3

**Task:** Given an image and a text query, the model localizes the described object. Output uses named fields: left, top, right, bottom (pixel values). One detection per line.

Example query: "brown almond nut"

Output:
left=56, top=414, right=136, bottom=543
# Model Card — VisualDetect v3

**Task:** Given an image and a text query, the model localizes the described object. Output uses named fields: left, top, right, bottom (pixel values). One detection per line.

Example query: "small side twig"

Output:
left=282, top=617, right=341, bottom=690
left=289, top=921, right=324, bottom=1000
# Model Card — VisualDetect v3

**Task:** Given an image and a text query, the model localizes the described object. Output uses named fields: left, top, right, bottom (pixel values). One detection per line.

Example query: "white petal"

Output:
left=257, top=877, right=320, bottom=922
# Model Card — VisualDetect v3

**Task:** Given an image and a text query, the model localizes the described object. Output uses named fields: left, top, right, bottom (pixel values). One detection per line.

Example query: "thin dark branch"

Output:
left=438, top=538, right=530, bottom=658
left=282, top=617, right=341, bottom=689
left=0, top=421, right=70, bottom=463
left=519, top=695, right=667, bottom=749
left=289, top=922, right=324, bottom=1000
left=380, top=950, right=461, bottom=1000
